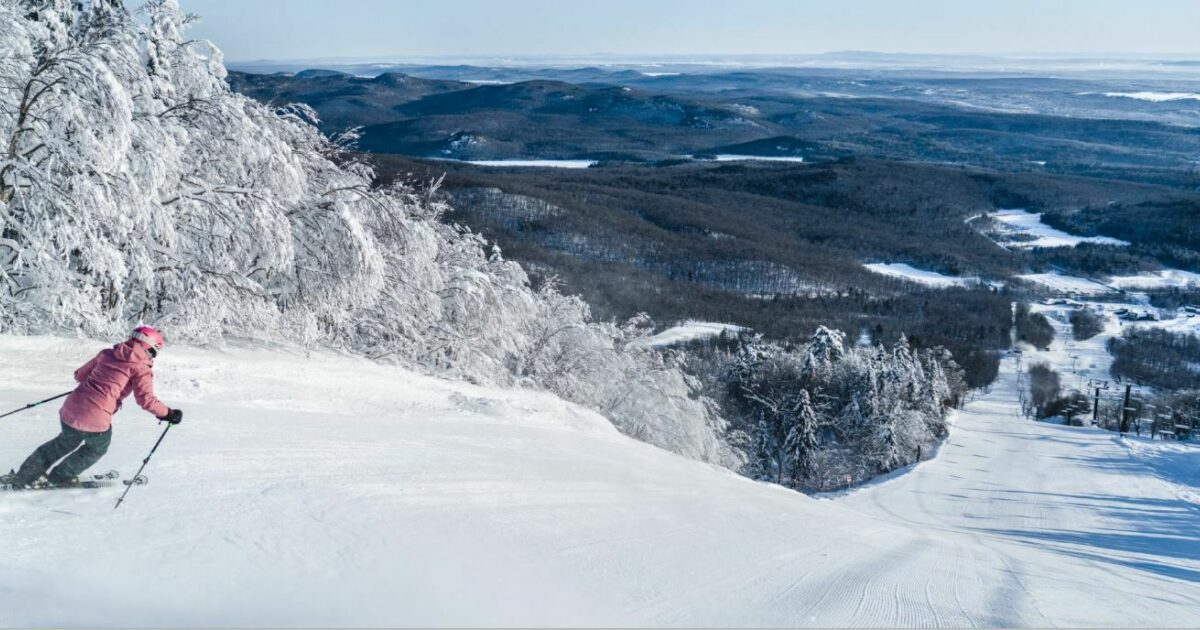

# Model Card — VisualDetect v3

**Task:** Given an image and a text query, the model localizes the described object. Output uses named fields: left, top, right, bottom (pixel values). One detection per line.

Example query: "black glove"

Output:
left=159, top=408, right=183, bottom=425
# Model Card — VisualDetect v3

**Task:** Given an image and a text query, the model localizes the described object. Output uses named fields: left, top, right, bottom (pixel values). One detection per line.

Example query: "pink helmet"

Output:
left=131, top=325, right=166, bottom=351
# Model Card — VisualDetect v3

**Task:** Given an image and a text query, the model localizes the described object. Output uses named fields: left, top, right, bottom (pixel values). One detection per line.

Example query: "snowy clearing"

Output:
left=1022, top=301, right=1121, bottom=390
left=863, top=262, right=981, bottom=288
left=455, top=159, right=597, bottom=168
left=696, top=154, right=806, bottom=163
left=1016, top=272, right=1116, bottom=295
left=1, top=334, right=1198, bottom=626
left=1108, top=269, right=1200, bottom=290
left=1103, top=91, right=1200, bottom=102
left=989, top=209, right=1129, bottom=249
left=627, top=321, right=745, bottom=349
left=1139, top=309, right=1200, bottom=338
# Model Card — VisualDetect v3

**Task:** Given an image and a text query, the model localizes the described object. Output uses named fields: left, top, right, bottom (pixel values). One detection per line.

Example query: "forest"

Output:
left=688, top=328, right=966, bottom=492
left=374, top=156, right=1154, bottom=387
left=227, top=65, right=1200, bottom=188
left=1042, top=199, right=1200, bottom=274
left=1108, top=328, right=1200, bottom=391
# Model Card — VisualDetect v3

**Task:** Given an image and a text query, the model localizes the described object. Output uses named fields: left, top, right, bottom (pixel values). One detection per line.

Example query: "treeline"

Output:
left=1139, top=390, right=1200, bottom=438
left=1147, top=288, right=1200, bottom=310
left=1015, top=303, right=1055, bottom=350
left=1069, top=308, right=1105, bottom=340
left=1041, top=199, right=1200, bottom=274
left=1030, top=243, right=1161, bottom=278
left=1108, top=328, right=1200, bottom=391
left=1089, top=389, right=1200, bottom=437
left=689, top=328, right=967, bottom=492
left=1025, top=362, right=1091, bottom=423
left=376, top=157, right=1021, bottom=387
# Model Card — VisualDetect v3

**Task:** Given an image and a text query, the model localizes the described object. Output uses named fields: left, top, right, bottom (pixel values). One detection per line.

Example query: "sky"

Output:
left=153, top=0, right=1200, bottom=62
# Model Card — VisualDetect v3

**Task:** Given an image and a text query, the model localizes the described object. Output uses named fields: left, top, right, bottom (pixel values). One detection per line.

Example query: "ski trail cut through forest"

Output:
left=838, top=350, right=1200, bottom=627
left=0, top=336, right=1196, bottom=626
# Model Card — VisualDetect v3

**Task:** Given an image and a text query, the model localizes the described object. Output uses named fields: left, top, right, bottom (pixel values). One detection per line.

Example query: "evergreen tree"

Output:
left=783, top=389, right=820, bottom=484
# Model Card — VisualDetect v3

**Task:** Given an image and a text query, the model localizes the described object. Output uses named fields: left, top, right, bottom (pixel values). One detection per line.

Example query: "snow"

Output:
left=838, top=351, right=1200, bottom=627
left=1017, top=272, right=1116, bottom=295
left=1139, top=309, right=1200, bottom=337
left=1021, top=301, right=1123, bottom=394
left=989, top=210, right=1130, bottom=249
left=1104, top=91, right=1200, bottom=102
left=1109, top=268, right=1200, bottom=290
left=2, top=333, right=1198, bottom=626
left=627, top=321, right=745, bottom=349
left=1121, top=438, right=1200, bottom=506
left=1017, top=268, right=1200, bottom=295
left=454, top=159, right=597, bottom=168
left=863, top=262, right=981, bottom=288
left=698, top=154, right=806, bottom=163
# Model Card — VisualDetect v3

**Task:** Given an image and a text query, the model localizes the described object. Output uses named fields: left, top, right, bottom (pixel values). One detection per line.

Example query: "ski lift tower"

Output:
left=1088, top=378, right=1110, bottom=427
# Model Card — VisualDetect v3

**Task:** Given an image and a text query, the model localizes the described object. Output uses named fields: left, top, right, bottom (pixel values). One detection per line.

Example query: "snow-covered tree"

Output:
left=0, top=0, right=739, bottom=468
left=800, top=325, right=845, bottom=382
left=713, top=331, right=966, bottom=490
left=782, top=389, right=820, bottom=483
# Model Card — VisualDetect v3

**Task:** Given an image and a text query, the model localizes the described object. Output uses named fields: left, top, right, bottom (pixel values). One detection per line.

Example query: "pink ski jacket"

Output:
left=59, top=340, right=170, bottom=433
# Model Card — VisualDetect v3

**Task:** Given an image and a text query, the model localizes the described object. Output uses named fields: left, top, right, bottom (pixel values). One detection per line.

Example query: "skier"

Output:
left=2, top=326, right=183, bottom=489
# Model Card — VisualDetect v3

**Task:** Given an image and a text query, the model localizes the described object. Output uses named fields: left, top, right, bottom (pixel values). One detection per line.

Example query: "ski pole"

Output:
left=114, top=423, right=172, bottom=510
left=0, top=391, right=72, bottom=421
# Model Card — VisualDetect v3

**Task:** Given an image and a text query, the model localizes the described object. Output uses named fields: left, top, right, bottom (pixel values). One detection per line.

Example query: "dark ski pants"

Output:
left=14, top=422, right=111, bottom=485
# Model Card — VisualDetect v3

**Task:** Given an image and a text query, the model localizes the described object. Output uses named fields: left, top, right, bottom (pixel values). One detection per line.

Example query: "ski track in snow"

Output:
left=0, top=334, right=1197, bottom=626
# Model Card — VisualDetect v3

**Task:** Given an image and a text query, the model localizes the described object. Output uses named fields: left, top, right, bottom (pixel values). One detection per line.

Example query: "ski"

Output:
left=1, top=480, right=116, bottom=491
left=0, top=469, right=144, bottom=492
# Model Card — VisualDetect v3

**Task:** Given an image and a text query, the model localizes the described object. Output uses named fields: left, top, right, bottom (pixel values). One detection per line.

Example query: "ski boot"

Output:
left=44, top=475, right=80, bottom=489
left=1, top=470, right=36, bottom=490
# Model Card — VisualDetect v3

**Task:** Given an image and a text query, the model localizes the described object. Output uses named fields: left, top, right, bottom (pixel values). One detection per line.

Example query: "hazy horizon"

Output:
left=226, top=50, right=1200, bottom=65
left=138, top=0, right=1200, bottom=63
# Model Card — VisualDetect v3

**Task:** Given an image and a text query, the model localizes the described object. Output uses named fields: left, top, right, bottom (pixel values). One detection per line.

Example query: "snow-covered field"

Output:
left=863, top=262, right=981, bottom=288
left=1016, top=272, right=1115, bottom=295
left=988, top=210, right=1130, bottom=249
left=1109, top=269, right=1200, bottom=290
left=1103, top=91, right=1200, bottom=102
left=704, top=154, right=805, bottom=163
left=628, top=321, right=745, bottom=349
left=1144, top=311, right=1200, bottom=337
left=456, top=159, right=597, bottom=168
left=1016, top=267, right=1200, bottom=297
left=1, top=335, right=1197, bottom=627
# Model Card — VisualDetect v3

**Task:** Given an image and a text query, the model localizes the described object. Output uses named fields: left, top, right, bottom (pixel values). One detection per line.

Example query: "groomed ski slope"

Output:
left=0, top=335, right=1197, bottom=627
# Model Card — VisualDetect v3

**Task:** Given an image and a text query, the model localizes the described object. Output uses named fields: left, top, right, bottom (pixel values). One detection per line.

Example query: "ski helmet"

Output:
left=131, top=325, right=165, bottom=352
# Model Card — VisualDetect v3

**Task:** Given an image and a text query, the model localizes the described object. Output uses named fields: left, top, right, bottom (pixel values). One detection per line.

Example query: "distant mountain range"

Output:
left=228, top=70, right=786, bottom=161
left=228, top=67, right=1200, bottom=179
